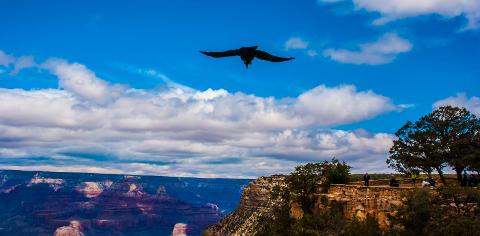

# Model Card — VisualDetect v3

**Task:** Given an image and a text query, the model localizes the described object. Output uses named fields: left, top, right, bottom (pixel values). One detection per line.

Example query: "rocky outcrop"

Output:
left=75, top=181, right=112, bottom=198
left=27, top=173, right=64, bottom=191
left=54, top=221, right=84, bottom=236
left=205, top=177, right=413, bottom=235
left=204, top=175, right=286, bottom=236
left=172, top=223, right=188, bottom=236
left=317, top=184, right=410, bottom=229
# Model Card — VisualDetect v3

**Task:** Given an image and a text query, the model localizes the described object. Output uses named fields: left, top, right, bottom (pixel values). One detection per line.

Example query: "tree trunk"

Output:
left=455, top=167, right=464, bottom=184
left=435, top=167, right=446, bottom=184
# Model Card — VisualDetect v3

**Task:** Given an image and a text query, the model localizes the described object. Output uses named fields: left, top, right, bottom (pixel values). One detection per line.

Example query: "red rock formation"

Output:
left=172, top=223, right=188, bottom=236
left=54, top=220, right=84, bottom=236
left=76, top=182, right=104, bottom=198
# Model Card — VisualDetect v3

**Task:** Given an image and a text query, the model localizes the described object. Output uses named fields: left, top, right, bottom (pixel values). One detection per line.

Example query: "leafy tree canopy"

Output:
left=387, top=106, right=480, bottom=183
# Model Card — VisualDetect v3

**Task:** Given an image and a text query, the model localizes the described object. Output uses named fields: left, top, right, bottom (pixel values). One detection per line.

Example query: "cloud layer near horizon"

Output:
left=0, top=51, right=403, bottom=177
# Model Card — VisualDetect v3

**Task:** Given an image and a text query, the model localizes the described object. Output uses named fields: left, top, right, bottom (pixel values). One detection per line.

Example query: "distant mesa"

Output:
left=27, top=173, right=64, bottom=191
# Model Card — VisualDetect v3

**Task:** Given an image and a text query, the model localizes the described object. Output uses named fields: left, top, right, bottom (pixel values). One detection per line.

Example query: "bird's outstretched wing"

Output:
left=200, top=50, right=239, bottom=58
left=254, top=50, right=294, bottom=62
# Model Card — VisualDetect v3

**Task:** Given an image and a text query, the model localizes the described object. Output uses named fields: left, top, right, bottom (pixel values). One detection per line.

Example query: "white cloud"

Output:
left=319, top=0, right=480, bottom=30
left=285, top=37, right=309, bottom=50
left=323, top=33, right=412, bottom=65
left=295, top=85, right=396, bottom=124
left=11, top=56, right=36, bottom=75
left=284, top=37, right=318, bottom=57
left=0, top=50, right=36, bottom=74
left=434, top=93, right=480, bottom=116
left=0, top=50, right=15, bottom=67
left=0, top=56, right=400, bottom=177
left=42, top=59, right=126, bottom=105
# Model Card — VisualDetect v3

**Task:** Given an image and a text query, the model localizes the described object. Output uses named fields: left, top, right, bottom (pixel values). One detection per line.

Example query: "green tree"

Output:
left=321, top=158, right=351, bottom=186
left=425, top=106, right=479, bottom=183
left=387, top=106, right=480, bottom=183
left=287, top=159, right=350, bottom=213
left=388, top=120, right=446, bottom=183
left=287, top=162, right=324, bottom=213
left=465, top=136, right=480, bottom=173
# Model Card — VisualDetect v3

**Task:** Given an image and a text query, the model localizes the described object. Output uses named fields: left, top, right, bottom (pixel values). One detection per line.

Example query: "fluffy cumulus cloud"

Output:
left=434, top=93, right=480, bottom=116
left=42, top=59, right=125, bottom=105
left=319, top=0, right=480, bottom=29
left=323, top=33, right=412, bottom=65
left=295, top=85, right=396, bottom=124
left=0, top=52, right=400, bottom=177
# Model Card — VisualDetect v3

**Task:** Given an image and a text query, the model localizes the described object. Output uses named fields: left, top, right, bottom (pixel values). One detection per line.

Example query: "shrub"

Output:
left=389, top=189, right=434, bottom=234
left=343, top=216, right=383, bottom=236
left=287, top=159, right=351, bottom=213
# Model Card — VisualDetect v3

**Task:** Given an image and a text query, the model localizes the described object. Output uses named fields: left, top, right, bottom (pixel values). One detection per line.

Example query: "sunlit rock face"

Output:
left=319, top=184, right=408, bottom=229
left=0, top=170, right=250, bottom=236
left=76, top=182, right=106, bottom=198
left=28, top=173, right=64, bottom=191
left=172, top=223, right=188, bottom=236
left=54, top=221, right=84, bottom=236
left=125, top=182, right=145, bottom=197
left=204, top=175, right=287, bottom=236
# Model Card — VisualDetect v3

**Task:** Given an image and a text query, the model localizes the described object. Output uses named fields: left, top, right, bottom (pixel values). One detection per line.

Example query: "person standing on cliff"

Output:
left=411, top=171, right=418, bottom=186
left=363, top=173, right=370, bottom=187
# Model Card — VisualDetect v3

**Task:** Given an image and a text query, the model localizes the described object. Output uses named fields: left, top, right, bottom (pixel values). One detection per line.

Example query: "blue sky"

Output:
left=0, top=1, right=479, bottom=177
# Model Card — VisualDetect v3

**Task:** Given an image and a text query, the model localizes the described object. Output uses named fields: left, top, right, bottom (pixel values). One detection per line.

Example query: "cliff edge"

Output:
left=204, top=175, right=287, bottom=236
left=204, top=176, right=412, bottom=236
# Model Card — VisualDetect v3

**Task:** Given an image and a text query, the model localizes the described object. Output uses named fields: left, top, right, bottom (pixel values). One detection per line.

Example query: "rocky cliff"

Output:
left=204, top=175, right=287, bottom=236
left=204, top=177, right=412, bottom=235
left=317, top=184, right=409, bottom=229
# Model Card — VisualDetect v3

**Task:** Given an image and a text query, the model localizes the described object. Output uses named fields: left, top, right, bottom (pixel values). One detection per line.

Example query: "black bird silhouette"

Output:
left=200, top=46, right=294, bottom=68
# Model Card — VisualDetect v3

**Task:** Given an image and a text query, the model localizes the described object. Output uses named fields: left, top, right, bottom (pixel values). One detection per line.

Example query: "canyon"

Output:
left=0, top=170, right=249, bottom=236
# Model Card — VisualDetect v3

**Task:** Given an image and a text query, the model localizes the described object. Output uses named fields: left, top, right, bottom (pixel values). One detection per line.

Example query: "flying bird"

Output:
left=200, top=46, right=294, bottom=68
